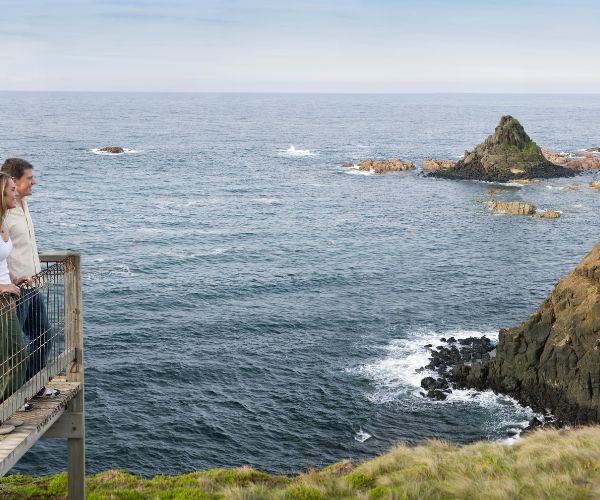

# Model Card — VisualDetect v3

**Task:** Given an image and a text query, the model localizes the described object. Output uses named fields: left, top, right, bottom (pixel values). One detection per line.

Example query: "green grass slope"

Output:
left=1, top=426, right=599, bottom=499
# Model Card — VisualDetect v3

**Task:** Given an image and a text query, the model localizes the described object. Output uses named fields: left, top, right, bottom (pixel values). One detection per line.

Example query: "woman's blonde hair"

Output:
left=0, top=172, right=14, bottom=225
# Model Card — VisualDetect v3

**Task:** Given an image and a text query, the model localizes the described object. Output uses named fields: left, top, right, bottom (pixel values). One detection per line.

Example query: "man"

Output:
left=1, top=158, right=56, bottom=395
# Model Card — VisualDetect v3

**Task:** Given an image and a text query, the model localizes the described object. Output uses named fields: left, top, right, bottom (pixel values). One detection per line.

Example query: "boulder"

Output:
left=421, top=158, right=456, bottom=172
left=487, top=199, right=536, bottom=215
left=454, top=241, right=600, bottom=424
left=100, top=146, right=125, bottom=154
left=429, top=116, right=577, bottom=182
left=541, top=149, right=570, bottom=165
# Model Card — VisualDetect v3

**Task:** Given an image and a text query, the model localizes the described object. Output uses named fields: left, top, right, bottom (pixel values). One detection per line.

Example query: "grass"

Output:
left=493, top=141, right=543, bottom=162
left=1, top=426, right=599, bottom=499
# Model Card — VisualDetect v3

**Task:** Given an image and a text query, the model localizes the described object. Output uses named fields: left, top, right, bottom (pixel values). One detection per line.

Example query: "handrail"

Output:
left=0, top=251, right=85, bottom=498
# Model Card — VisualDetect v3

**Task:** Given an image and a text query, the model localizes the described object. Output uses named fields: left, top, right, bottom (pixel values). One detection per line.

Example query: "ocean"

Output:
left=1, top=92, right=599, bottom=476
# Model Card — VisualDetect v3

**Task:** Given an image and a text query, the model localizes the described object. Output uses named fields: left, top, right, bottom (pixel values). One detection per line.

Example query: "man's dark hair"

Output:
left=1, top=158, right=34, bottom=180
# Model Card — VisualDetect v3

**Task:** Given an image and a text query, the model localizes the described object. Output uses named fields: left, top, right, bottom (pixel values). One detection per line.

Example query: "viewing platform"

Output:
left=0, top=252, right=85, bottom=499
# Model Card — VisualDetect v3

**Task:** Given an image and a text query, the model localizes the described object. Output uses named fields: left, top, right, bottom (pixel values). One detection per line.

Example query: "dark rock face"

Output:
left=429, top=116, right=577, bottom=182
left=421, top=242, right=600, bottom=424
left=100, top=146, right=124, bottom=154
left=482, top=241, right=600, bottom=424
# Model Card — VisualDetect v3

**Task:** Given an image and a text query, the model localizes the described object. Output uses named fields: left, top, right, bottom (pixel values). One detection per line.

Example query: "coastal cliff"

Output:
left=430, top=116, right=576, bottom=182
left=448, top=241, right=600, bottom=424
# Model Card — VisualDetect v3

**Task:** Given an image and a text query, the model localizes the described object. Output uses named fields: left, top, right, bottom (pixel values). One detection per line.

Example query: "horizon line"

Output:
left=1, top=90, right=600, bottom=95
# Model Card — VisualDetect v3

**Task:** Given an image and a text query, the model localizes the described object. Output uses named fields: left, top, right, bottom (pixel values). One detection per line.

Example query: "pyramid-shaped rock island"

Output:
left=429, top=115, right=576, bottom=182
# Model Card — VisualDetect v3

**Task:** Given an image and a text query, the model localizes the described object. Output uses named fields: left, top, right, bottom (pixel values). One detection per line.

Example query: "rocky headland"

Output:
left=429, top=116, right=577, bottom=182
left=420, top=241, right=600, bottom=424
left=342, top=159, right=415, bottom=174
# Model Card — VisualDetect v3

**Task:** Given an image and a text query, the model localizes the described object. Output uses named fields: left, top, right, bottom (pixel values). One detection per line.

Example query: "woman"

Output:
left=0, top=172, right=28, bottom=434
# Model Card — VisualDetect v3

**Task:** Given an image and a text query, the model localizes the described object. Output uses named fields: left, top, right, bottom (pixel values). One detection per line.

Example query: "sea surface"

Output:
left=1, top=92, right=599, bottom=476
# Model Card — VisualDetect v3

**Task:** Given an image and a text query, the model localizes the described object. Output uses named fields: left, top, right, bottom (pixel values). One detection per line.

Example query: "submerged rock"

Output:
left=100, top=146, right=125, bottom=154
left=429, top=116, right=577, bottom=182
left=589, top=181, right=600, bottom=190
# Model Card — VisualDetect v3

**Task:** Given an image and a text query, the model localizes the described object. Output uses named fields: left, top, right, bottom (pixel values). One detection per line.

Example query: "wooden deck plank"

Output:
left=0, top=378, right=82, bottom=477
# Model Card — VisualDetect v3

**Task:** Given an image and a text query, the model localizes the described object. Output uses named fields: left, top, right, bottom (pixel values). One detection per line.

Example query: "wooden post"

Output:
left=64, top=253, right=85, bottom=500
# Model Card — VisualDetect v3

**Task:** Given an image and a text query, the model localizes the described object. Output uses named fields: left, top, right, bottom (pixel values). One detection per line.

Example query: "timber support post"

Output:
left=64, top=253, right=85, bottom=499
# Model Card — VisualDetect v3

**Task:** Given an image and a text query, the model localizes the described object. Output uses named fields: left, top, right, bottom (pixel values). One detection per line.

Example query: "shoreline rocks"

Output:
left=567, top=156, right=600, bottom=169
left=429, top=116, right=577, bottom=182
left=420, top=241, right=600, bottom=425
left=421, top=158, right=455, bottom=172
left=343, top=158, right=415, bottom=174
left=541, top=149, right=570, bottom=165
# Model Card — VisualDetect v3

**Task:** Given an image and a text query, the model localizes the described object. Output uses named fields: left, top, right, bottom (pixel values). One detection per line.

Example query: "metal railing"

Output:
left=0, top=252, right=82, bottom=423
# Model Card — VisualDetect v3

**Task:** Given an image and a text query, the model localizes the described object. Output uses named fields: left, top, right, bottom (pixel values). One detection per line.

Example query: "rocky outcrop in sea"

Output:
left=421, top=158, right=455, bottom=172
left=420, top=241, right=600, bottom=424
left=100, top=146, right=125, bottom=154
left=429, top=116, right=577, bottom=182
left=343, top=159, right=415, bottom=174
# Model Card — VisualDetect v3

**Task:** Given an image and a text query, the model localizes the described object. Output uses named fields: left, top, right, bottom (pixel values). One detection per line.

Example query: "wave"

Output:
left=278, top=145, right=316, bottom=157
left=354, top=428, right=372, bottom=443
left=90, top=148, right=140, bottom=155
left=85, top=263, right=134, bottom=281
left=351, top=329, right=539, bottom=440
left=342, top=163, right=375, bottom=176
left=250, top=197, right=282, bottom=205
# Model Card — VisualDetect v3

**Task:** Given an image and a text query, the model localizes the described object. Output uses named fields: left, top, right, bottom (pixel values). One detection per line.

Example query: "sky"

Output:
left=1, top=0, right=599, bottom=93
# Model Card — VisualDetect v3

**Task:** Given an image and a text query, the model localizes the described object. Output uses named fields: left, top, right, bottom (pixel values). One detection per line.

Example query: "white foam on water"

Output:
left=352, top=329, right=542, bottom=442
left=343, top=163, right=375, bottom=176
left=251, top=197, right=282, bottom=205
left=278, top=145, right=316, bottom=157
left=536, top=209, right=562, bottom=216
left=159, top=247, right=228, bottom=259
left=90, top=147, right=140, bottom=155
left=353, top=329, right=496, bottom=403
left=354, top=428, right=372, bottom=443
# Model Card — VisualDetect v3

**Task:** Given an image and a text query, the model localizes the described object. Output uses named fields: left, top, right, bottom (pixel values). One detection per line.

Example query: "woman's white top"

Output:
left=0, top=236, right=13, bottom=285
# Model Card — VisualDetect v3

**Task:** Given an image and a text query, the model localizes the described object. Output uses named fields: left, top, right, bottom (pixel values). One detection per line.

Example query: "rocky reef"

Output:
left=421, top=158, right=455, bottom=173
left=342, top=159, right=415, bottom=174
left=429, top=116, right=577, bottom=182
left=421, top=242, right=600, bottom=424
left=486, top=200, right=560, bottom=219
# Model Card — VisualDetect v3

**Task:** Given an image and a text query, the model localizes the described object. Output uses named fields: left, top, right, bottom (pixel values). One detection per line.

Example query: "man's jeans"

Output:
left=17, top=287, right=52, bottom=380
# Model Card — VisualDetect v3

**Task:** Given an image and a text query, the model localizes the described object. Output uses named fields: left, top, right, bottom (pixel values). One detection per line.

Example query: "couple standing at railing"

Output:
left=0, top=158, right=54, bottom=436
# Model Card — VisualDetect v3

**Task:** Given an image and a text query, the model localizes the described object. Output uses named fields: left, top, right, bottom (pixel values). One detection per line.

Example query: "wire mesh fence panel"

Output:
left=0, top=255, right=77, bottom=423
